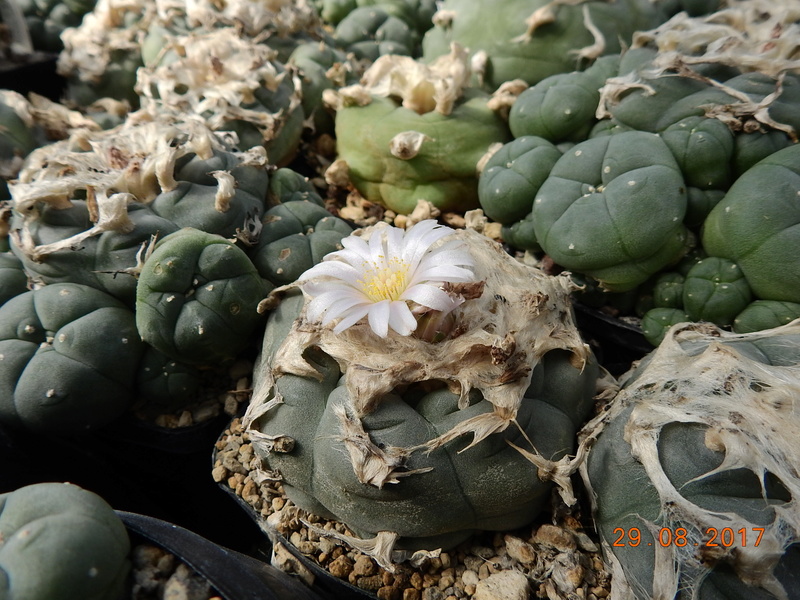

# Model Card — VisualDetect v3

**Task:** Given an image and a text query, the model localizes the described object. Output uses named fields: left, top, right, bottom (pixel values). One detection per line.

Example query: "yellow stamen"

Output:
left=358, top=257, right=410, bottom=302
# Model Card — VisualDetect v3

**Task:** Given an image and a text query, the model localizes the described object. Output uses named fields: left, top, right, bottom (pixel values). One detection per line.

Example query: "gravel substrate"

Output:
left=213, top=416, right=613, bottom=600
left=128, top=543, right=221, bottom=600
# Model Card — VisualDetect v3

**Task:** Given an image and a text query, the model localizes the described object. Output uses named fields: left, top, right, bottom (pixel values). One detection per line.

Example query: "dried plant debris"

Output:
left=579, top=320, right=800, bottom=600
left=213, top=417, right=613, bottom=600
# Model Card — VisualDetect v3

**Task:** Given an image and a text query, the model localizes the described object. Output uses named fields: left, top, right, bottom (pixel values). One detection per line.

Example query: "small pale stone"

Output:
left=357, top=575, right=384, bottom=592
left=462, top=570, right=479, bottom=587
left=473, top=570, right=529, bottom=600
left=421, top=588, right=444, bottom=600
left=410, top=572, right=424, bottom=590
left=211, top=465, right=227, bottom=483
left=377, top=586, right=402, bottom=600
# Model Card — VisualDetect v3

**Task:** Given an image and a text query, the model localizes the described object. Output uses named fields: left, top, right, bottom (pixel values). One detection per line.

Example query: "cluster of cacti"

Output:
left=1, top=0, right=97, bottom=53
left=580, top=320, right=800, bottom=599
left=477, top=2, right=800, bottom=344
left=0, top=482, right=131, bottom=600
left=0, top=112, right=353, bottom=432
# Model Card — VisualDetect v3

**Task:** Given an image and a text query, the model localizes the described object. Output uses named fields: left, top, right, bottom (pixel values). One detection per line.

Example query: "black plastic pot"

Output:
left=216, top=479, right=374, bottom=600
left=119, top=511, right=329, bottom=600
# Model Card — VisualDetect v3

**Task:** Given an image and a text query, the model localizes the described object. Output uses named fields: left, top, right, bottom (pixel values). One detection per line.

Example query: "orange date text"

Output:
left=611, top=527, right=764, bottom=548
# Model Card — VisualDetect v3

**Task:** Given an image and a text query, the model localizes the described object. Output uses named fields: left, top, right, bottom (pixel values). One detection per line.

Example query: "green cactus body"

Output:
left=0, top=92, right=40, bottom=199
left=135, top=345, right=201, bottom=412
left=659, top=116, right=734, bottom=190
left=500, top=212, right=540, bottom=253
left=9, top=201, right=179, bottom=307
left=682, top=257, right=752, bottom=327
left=530, top=131, right=690, bottom=291
left=582, top=322, right=800, bottom=599
left=249, top=201, right=353, bottom=286
left=253, top=290, right=598, bottom=550
left=150, top=150, right=268, bottom=239
left=684, top=187, right=725, bottom=229
left=702, top=144, right=800, bottom=303
left=732, top=130, right=794, bottom=177
left=288, top=41, right=352, bottom=135
left=651, top=272, right=684, bottom=309
left=733, top=300, right=800, bottom=334
left=333, top=4, right=420, bottom=60
left=317, top=0, right=436, bottom=33
left=0, top=482, right=130, bottom=600
left=0, top=253, right=29, bottom=307
left=335, top=91, right=511, bottom=214
left=640, top=307, right=690, bottom=346
left=421, top=0, right=667, bottom=90
left=508, top=55, right=620, bottom=144
left=478, top=136, right=562, bottom=224
left=0, top=283, right=144, bottom=432
left=267, top=168, right=325, bottom=206
left=135, top=228, right=268, bottom=366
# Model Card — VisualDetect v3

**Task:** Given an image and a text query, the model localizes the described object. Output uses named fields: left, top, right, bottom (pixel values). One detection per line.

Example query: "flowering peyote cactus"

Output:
left=327, top=45, right=511, bottom=214
left=0, top=282, right=144, bottom=432
left=0, top=482, right=130, bottom=600
left=135, top=227, right=269, bottom=366
left=580, top=320, right=800, bottom=599
left=245, top=220, right=598, bottom=555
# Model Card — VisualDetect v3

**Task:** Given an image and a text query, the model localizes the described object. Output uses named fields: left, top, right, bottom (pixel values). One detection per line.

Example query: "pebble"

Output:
left=328, top=555, right=354, bottom=579
left=534, top=524, right=577, bottom=552
left=353, top=555, right=378, bottom=577
left=403, top=590, right=421, bottom=600
left=504, top=535, right=537, bottom=565
left=473, top=570, right=529, bottom=600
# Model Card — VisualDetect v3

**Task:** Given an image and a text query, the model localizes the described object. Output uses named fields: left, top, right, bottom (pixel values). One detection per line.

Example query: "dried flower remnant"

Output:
left=299, top=219, right=475, bottom=338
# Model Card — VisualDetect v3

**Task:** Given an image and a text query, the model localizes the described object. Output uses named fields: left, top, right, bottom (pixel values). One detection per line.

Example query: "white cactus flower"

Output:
left=299, top=220, right=475, bottom=338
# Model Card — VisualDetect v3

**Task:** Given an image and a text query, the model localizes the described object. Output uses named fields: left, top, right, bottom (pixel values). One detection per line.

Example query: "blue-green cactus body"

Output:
left=651, top=272, right=685, bottom=310
left=478, top=136, right=562, bottom=224
left=702, top=144, right=800, bottom=304
left=733, top=301, right=800, bottom=334
left=150, top=150, right=269, bottom=239
left=530, top=131, right=690, bottom=291
left=682, top=257, right=752, bottom=327
left=267, top=168, right=325, bottom=206
left=0, top=283, right=144, bottom=432
left=333, top=4, right=420, bottom=60
left=249, top=201, right=353, bottom=286
left=135, top=228, right=269, bottom=366
left=0, top=482, right=130, bottom=600
left=508, top=55, right=620, bottom=144
left=640, top=307, right=690, bottom=346
left=135, top=345, right=202, bottom=412
left=254, top=291, right=599, bottom=550
left=0, top=253, right=29, bottom=307
left=9, top=201, right=179, bottom=306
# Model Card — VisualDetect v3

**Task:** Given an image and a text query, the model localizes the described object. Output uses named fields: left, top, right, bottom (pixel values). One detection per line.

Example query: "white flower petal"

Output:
left=388, top=301, right=418, bottom=336
left=367, top=299, right=391, bottom=338
left=299, top=260, right=363, bottom=285
left=320, top=294, right=371, bottom=326
left=410, top=264, right=475, bottom=284
left=401, top=284, right=459, bottom=312
left=332, top=303, right=373, bottom=333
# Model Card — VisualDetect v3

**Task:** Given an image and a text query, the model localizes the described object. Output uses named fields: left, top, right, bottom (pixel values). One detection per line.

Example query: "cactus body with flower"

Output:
left=246, top=220, right=597, bottom=553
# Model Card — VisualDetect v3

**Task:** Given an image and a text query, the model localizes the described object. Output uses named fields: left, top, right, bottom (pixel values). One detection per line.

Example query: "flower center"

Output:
left=359, top=257, right=410, bottom=302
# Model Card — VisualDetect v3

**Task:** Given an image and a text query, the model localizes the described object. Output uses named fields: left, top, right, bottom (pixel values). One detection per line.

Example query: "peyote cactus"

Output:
left=136, top=27, right=306, bottom=167
left=245, top=221, right=598, bottom=556
left=421, top=0, right=671, bottom=91
left=135, top=344, right=201, bottom=412
left=0, top=282, right=144, bottom=432
left=327, top=45, right=511, bottom=214
left=580, top=320, right=800, bottom=599
left=522, top=131, right=691, bottom=291
left=332, top=4, right=420, bottom=61
left=9, top=201, right=179, bottom=307
left=248, top=200, right=353, bottom=287
left=0, top=252, right=28, bottom=306
left=702, top=143, right=800, bottom=304
left=135, top=227, right=269, bottom=366
left=0, top=482, right=130, bottom=600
